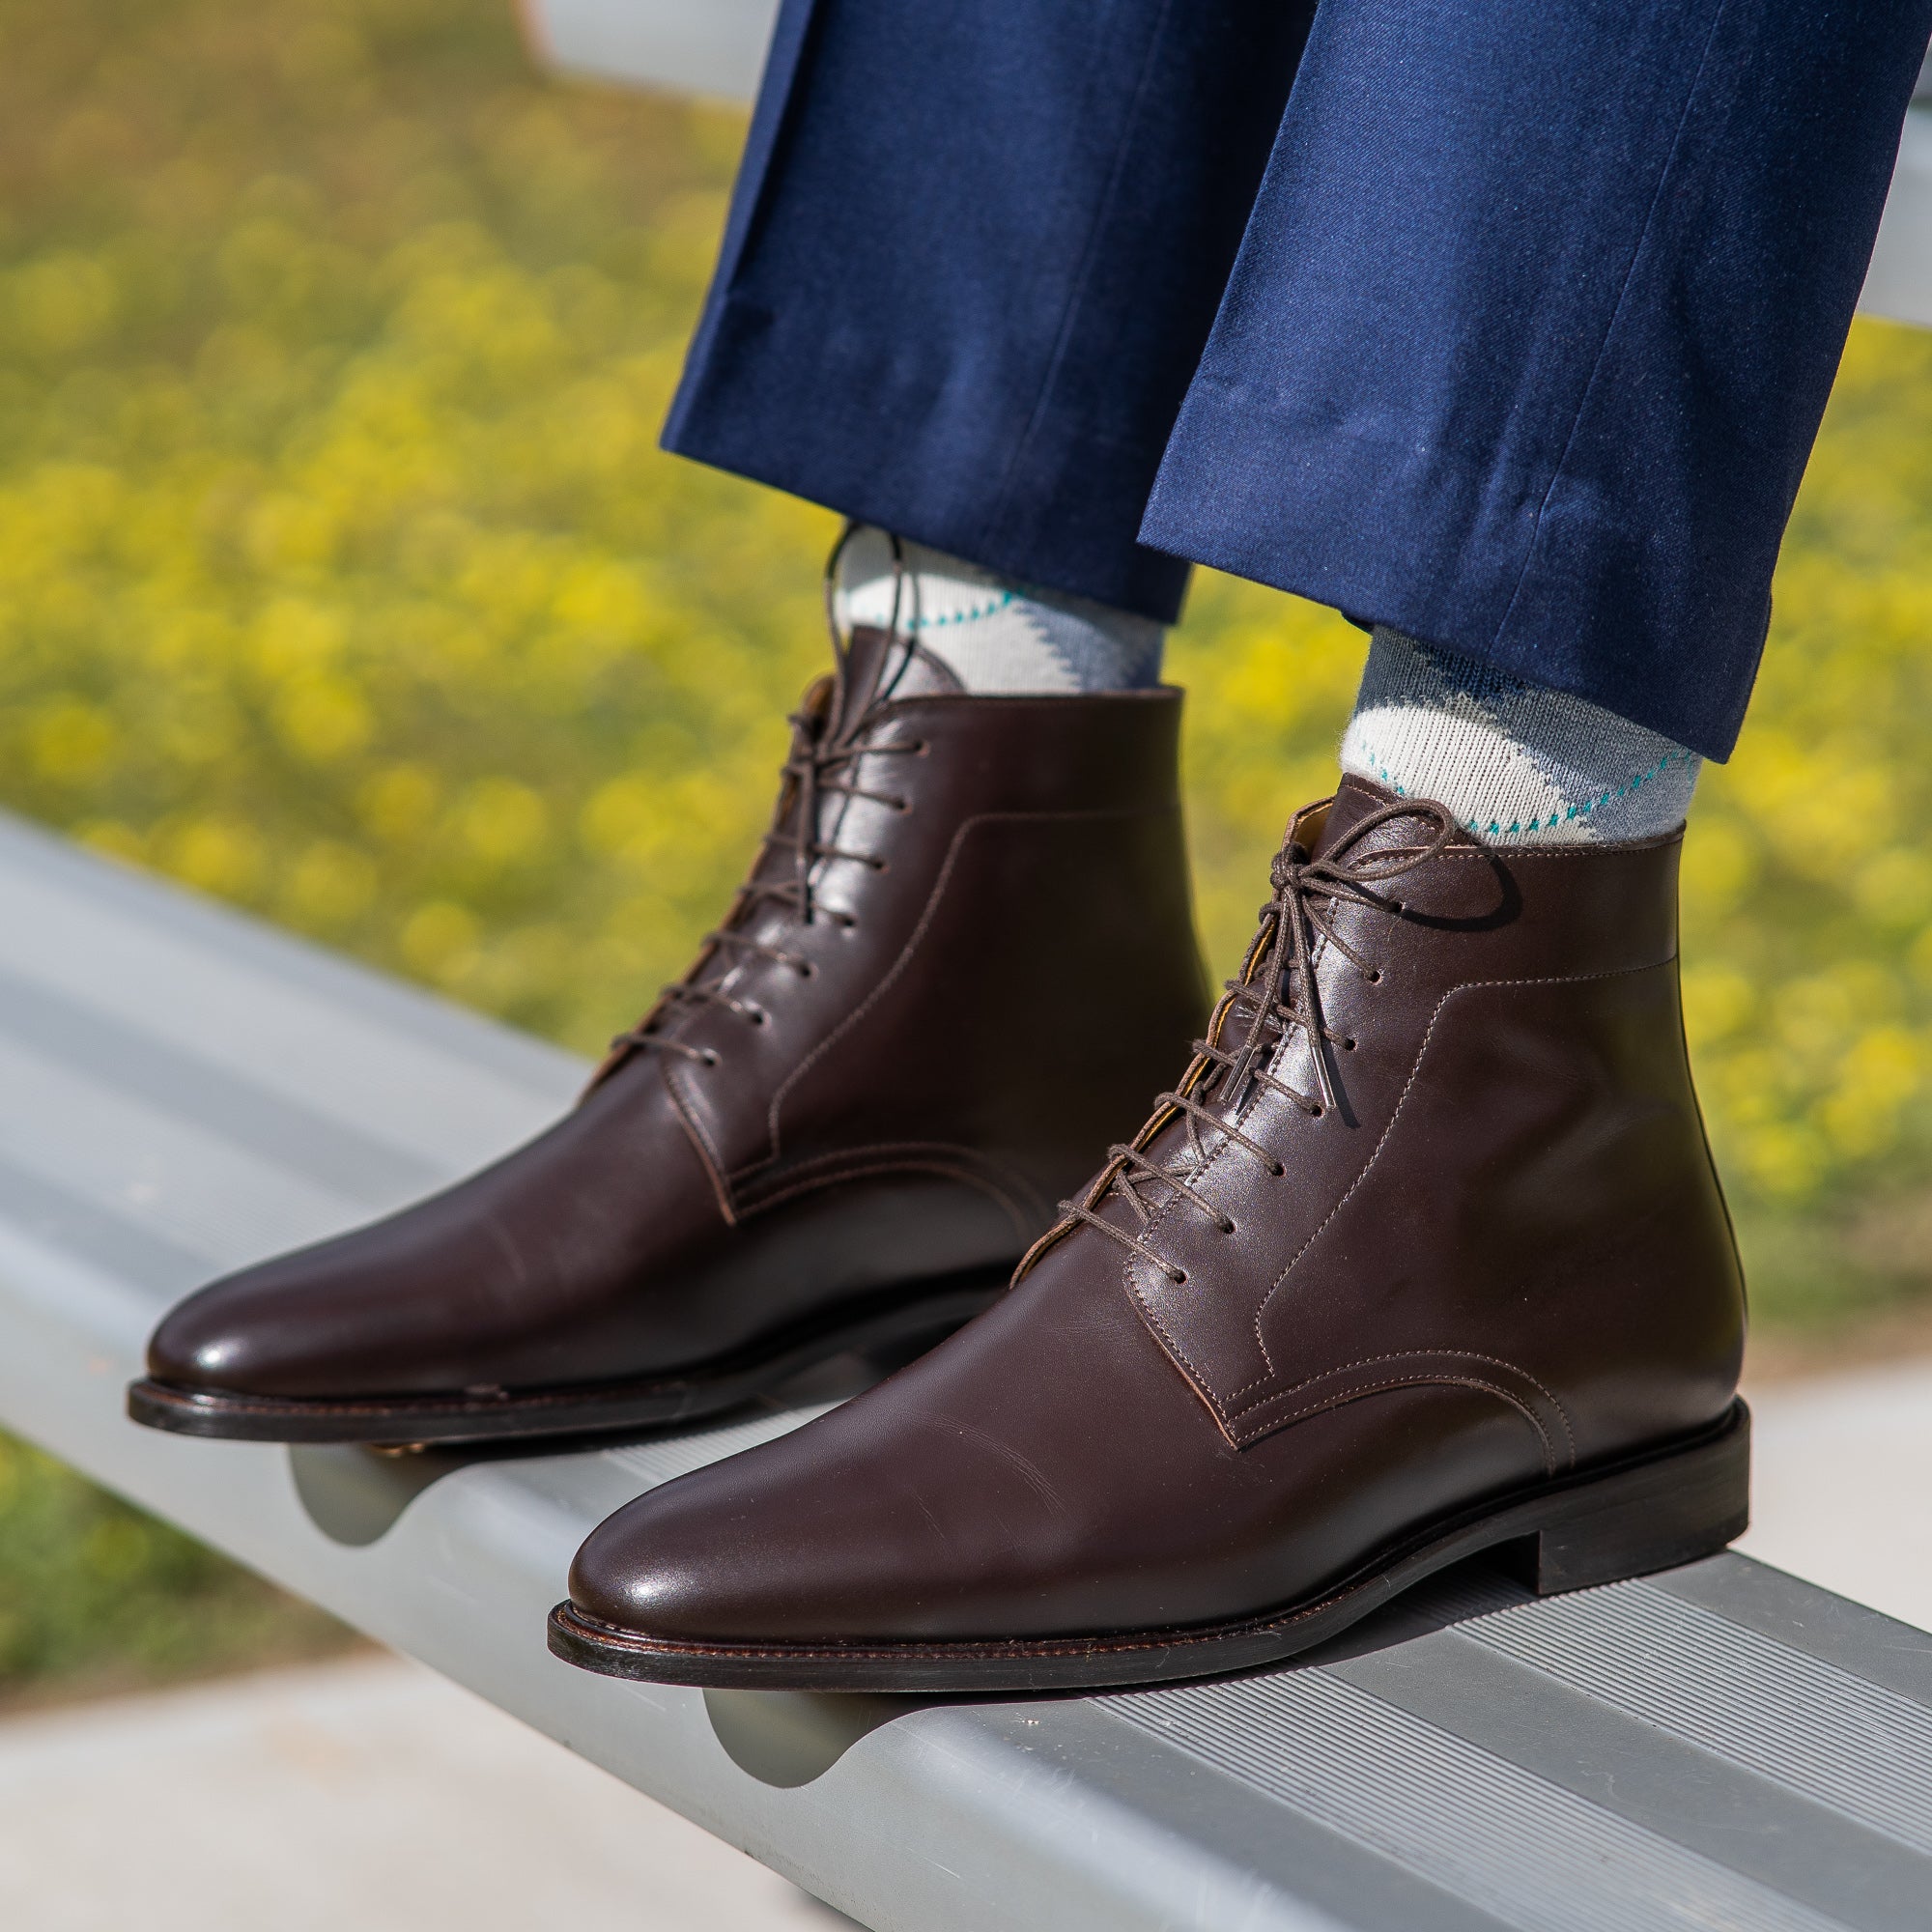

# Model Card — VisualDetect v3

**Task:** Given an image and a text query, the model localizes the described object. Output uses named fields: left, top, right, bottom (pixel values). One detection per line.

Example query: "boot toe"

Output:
left=142, top=1215, right=480, bottom=1401
left=146, top=1290, right=249, bottom=1389
left=566, top=1461, right=821, bottom=1644
left=561, top=1279, right=1229, bottom=1650
left=146, top=1256, right=352, bottom=1397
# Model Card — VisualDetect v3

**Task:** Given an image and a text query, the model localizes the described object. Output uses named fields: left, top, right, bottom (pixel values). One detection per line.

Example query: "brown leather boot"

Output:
left=551, top=777, right=1749, bottom=1692
left=127, top=632, right=1208, bottom=1445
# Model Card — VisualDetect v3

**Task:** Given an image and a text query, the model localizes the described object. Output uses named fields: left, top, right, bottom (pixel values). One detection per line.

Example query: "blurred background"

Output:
left=2, top=0, right=1931, bottom=1737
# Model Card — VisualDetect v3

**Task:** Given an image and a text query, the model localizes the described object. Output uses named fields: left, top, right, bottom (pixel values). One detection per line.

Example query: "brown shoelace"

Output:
left=1061, top=797, right=1459, bottom=1285
left=604, top=531, right=922, bottom=1073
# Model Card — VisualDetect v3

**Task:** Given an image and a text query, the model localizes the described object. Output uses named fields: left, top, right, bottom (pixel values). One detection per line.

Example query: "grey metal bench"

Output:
left=2, top=809, right=1931, bottom=1930
left=1864, top=57, right=1932, bottom=327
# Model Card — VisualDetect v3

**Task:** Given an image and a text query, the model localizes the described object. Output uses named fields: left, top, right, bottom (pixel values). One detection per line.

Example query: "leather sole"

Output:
left=124, top=1272, right=1008, bottom=1448
left=547, top=1399, right=1750, bottom=1693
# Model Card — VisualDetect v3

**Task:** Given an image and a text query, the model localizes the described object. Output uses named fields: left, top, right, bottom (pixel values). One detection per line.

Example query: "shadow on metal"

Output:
left=706, top=1688, right=933, bottom=1788
left=290, top=1443, right=479, bottom=1547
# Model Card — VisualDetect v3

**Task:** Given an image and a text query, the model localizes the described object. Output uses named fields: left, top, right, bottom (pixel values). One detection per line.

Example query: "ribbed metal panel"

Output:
left=604, top=1406, right=836, bottom=1490
left=1114, top=1668, right=1843, bottom=1932
left=1457, top=1581, right=1932, bottom=1851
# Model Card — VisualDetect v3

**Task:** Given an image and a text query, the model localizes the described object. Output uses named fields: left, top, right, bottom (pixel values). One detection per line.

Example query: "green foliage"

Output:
left=0, top=1435, right=347, bottom=1705
left=0, top=0, right=1930, bottom=1696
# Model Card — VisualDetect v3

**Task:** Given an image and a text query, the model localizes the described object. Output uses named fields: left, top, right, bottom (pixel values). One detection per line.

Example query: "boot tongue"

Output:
left=832, top=626, right=961, bottom=736
left=1104, top=776, right=1408, bottom=1219
left=1306, top=773, right=1398, bottom=861
left=743, top=626, right=957, bottom=922
left=635, top=628, right=956, bottom=1046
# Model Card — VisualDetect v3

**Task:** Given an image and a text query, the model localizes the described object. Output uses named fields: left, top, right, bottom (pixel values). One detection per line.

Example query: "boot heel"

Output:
left=1499, top=1400, right=1750, bottom=1596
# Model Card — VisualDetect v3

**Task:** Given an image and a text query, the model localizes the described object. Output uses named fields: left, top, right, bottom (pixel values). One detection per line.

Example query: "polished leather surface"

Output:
left=568, top=779, right=1747, bottom=1644
left=145, top=633, right=1207, bottom=1401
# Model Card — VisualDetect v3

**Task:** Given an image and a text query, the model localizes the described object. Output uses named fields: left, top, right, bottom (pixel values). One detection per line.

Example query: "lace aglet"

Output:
left=1313, top=1045, right=1340, bottom=1115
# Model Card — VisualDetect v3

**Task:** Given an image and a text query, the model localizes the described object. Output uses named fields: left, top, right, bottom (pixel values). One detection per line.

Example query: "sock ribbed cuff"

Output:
left=834, top=528, right=1164, bottom=695
left=1341, top=627, right=1700, bottom=844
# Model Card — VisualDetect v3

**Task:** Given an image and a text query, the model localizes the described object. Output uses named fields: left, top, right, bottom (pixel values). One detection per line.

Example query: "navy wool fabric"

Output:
left=665, top=0, right=1932, bottom=758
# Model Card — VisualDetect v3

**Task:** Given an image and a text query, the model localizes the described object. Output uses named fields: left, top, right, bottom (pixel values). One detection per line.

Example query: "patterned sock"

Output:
left=833, top=526, right=1165, bottom=695
left=1340, top=626, right=1701, bottom=844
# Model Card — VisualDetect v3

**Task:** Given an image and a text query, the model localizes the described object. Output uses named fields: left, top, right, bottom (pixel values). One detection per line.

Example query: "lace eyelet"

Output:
left=1364, top=970, right=1382, bottom=984
left=1309, top=1104, right=1324, bottom=1119
left=700, top=1049, right=722, bottom=1067
left=1270, top=1163, right=1286, bottom=1179
left=748, top=1009, right=769, bottom=1026
left=1219, top=1219, right=1236, bottom=1236
left=1167, top=1268, right=1189, bottom=1286
left=795, top=961, right=817, bottom=979
left=1342, top=1037, right=1357, bottom=1051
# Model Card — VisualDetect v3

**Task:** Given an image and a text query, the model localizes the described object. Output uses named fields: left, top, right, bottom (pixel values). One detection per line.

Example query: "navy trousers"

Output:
left=665, top=0, right=1932, bottom=757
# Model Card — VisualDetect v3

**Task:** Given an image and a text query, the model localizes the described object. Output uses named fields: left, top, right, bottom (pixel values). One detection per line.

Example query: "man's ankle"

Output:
left=1340, top=626, right=1700, bottom=844
left=833, top=526, right=1165, bottom=696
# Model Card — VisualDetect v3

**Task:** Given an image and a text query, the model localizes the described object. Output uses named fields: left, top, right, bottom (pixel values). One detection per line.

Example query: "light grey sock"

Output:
left=1340, top=627, right=1700, bottom=843
left=833, top=526, right=1164, bottom=694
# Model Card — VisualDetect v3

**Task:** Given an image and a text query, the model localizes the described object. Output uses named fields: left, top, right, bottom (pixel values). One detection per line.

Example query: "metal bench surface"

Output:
left=0, top=814, right=1927, bottom=1930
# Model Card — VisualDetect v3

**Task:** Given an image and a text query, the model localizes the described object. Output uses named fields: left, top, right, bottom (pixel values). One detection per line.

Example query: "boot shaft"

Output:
left=1051, top=777, right=1745, bottom=1459
left=645, top=637, right=1208, bottom=1213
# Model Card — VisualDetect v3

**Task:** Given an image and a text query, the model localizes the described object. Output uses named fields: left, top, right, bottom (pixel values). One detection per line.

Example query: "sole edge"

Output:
left=125, top=1274, right=1007, bottom=1447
